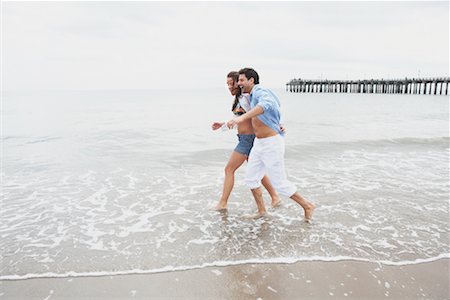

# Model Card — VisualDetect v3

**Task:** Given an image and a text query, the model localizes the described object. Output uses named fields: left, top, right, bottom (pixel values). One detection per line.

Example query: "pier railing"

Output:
left=286, top=77, right=450, bottom=95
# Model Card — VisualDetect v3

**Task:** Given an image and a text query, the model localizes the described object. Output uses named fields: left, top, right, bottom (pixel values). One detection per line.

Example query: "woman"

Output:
left=211, top=71, right=282, bottom=211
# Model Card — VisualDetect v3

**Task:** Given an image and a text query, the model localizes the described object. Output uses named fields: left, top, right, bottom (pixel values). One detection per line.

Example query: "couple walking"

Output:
left=212, top=68, right=315, bottom=222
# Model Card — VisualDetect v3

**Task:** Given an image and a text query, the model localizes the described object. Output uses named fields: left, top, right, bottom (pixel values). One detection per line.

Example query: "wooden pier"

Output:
left=286, top=77, right=450, bottom=95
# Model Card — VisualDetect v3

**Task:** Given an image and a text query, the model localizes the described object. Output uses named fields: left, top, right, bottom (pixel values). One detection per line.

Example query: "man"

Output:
left=227, top=68, right=315, bottom=222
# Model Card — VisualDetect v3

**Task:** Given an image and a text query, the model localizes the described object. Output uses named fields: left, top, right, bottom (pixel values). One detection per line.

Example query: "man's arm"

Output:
left=226, top=105, right=264, bottom=128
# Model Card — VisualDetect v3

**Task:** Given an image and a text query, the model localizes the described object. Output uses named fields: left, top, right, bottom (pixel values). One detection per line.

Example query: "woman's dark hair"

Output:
left=238, top=68, right=259, bottom=85
left=228, top=71, right=242, bottom=112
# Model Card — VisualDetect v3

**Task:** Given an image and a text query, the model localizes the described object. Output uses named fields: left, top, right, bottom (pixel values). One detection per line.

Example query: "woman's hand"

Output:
left=212, top=122, right=224, bottom=130
left=280, top=124, right=286, bottom=133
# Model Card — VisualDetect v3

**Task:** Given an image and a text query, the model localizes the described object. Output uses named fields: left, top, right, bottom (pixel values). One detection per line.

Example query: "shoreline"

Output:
left=1, top=259, right=448, bottom=299
left=1, top=254, right=449, bottom=281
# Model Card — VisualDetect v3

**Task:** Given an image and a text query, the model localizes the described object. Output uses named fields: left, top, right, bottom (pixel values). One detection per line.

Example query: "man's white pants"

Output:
left=245, top=134, right=297, bottom=197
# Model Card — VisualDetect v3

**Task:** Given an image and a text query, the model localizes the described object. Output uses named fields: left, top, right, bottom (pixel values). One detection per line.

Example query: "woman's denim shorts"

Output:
left=234, top=134, right=256, bottom=156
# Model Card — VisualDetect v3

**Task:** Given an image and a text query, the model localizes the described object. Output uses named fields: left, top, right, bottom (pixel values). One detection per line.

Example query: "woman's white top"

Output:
left=238, top=93, right=251, bottom=112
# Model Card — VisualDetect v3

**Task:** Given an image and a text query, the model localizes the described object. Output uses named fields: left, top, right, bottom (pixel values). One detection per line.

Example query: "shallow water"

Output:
left=1, top=89, right=449, bottom=279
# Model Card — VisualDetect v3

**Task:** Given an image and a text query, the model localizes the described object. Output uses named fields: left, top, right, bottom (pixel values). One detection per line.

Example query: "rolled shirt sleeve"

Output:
left=250, top=85, right=283, bottom=136
left=255, top=89, right=275, bottom=112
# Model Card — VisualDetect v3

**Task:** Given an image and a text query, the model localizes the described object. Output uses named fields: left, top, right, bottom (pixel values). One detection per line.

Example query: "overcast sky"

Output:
left=3, top=1, right=449, bottom=91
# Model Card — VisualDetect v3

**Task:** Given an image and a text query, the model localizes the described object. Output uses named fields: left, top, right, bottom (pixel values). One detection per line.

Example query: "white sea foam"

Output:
left=1, top=254, right=448, bottom=281
left=2, top=90, right=448, bottom=282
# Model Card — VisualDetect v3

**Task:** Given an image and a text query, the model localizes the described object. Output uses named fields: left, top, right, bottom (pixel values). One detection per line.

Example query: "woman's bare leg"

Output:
left=213, top=151, right=247, bottom=210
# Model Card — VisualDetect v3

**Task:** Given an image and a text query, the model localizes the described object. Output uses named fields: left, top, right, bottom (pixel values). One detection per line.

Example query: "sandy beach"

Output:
left=1, top=258, right=448, bottom=299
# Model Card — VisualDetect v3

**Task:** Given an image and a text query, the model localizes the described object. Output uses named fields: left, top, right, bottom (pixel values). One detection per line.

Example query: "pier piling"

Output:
left=286, top=77, right=449, bottom=96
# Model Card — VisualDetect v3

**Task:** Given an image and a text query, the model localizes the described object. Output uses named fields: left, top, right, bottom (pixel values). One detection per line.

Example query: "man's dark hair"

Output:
left=238, top=68, right=259, bottom=84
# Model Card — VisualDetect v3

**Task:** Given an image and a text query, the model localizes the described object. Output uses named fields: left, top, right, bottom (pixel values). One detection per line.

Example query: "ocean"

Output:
left=1, top=88, right=449, bottom=280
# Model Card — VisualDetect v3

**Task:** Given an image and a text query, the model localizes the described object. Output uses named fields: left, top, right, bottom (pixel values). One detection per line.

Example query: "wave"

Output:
left=2, top=135, right=62, bottom=144
left=1, top=253, right=449, bottom=281
left=26, top=136, right=62, bottom=144
left=296, top=136, right=449, bottom=148
left=283, top=136, right=449, bottom=157
left=175, top=136, right=449, bottom=161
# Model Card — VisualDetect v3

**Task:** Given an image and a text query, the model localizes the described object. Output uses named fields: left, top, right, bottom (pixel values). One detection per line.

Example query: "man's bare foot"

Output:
left=211, top=202, right=228, bottom=211
left=304, top=203, right=316, bottom=222
left=271, top=199, right=282, bottom=208
left=243, top=212, right=268, bottom=219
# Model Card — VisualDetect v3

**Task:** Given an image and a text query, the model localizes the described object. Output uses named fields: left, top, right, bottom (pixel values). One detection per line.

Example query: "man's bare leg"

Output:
left=261, top=175, right=281, bottom=208
left=290, top=192, right=315, bottom=222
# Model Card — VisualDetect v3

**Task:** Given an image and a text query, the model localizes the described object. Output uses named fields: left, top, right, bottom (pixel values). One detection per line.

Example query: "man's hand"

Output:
left=212, top=122, right=224, bottom=131
left=280, top=124, right=286, bottom=133
left=227, top=116, right=244, bottom=129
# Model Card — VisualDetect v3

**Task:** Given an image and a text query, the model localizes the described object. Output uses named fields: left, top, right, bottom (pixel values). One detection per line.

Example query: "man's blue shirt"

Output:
left=249, top=84, right=283, bottom=136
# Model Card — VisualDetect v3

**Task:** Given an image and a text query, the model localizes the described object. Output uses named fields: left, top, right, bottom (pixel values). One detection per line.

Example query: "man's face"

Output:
left=226, top=77, right=239, bottom=96
left=238, top=74, right=253, bottom=93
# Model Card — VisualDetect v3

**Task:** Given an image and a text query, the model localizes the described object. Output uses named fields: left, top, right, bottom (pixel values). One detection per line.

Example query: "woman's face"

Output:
left=227, top=77, right=239, bottom=96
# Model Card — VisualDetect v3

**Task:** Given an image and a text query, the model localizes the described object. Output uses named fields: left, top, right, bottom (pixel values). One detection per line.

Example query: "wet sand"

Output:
left=1, top=259, right=448, bottom=299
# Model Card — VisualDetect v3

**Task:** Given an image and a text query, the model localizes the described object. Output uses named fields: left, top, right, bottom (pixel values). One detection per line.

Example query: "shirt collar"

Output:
left=249, top=84, right=259, bottom=96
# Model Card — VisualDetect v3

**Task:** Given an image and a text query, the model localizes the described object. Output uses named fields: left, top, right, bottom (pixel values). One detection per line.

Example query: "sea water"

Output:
left=1, top=88, right=449, bottom=279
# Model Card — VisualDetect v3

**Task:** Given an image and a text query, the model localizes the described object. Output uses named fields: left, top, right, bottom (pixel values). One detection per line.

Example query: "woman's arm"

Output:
left=211, top=122, right=225, bottom=130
